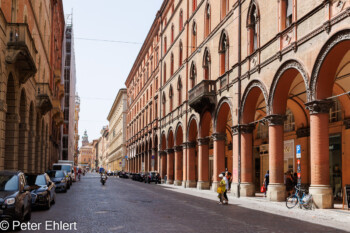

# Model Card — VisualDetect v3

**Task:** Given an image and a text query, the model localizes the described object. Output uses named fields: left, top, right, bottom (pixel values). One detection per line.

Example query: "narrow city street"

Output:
left=24, top=173, right=344, bottom=233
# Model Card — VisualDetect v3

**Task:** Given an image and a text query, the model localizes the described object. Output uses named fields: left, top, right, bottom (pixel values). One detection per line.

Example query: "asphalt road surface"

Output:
left=22, top=173, right=345, bottom=233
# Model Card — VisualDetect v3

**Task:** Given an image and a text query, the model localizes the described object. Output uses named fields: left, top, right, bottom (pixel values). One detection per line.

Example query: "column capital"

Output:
left=197, top=137, right=210, bottom=145
left=165, top=148, right=174, bottom=154
left=264, top=114, right=286, bottom=126
left=232, top=124, right=255, bottom=135
left=305, top=100, right=333, bottom=115
left=211, top=133, right=226, bottom=141
left=183, top=142, right=196, bottom=149
left=158, top=150, right=166, bottom=156
left=173, top=145, right=183, bottom=152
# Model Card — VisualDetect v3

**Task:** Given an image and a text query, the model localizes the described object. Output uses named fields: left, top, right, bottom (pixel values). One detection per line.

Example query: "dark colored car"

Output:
left=145, top=172, right=158, bottom=183
left=119, top=171, right=128, bottom=178
left=132, top=173, right=142, bottom=181
left=47, top=170, right=68, bottom=193
left=0, top=171, right=32, bottom=223
left=26, top=173, right=56, bottom=209
left=52, top=164, right=72, bottom=188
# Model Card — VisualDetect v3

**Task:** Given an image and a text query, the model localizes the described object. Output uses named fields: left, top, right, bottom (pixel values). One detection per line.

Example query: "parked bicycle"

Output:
left=286, top=186, right=314, bottom=210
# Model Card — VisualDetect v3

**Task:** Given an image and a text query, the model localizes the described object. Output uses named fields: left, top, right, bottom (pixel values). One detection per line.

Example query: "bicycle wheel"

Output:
left=286, top=194, right=298, bottom=209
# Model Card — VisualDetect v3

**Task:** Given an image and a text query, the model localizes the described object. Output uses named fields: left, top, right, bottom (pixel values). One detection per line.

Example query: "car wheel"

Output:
left=46, top=195, right=51, bottom=210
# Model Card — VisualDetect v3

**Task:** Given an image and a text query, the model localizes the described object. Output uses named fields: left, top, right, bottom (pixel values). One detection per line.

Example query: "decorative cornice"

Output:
left=232, top=124, right=256, bottom=135
left=165, top=148, right=174, bottom=154
left=197, top=137, right=210, bottom=146
left=305, top=100, right=333, bottom=115
left=183, top=142, right=196, bottom=149
left=264, top=114, right=286, bottom=126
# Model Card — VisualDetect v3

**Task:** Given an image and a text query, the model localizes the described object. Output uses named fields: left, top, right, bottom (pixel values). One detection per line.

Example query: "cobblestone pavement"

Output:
left=22, top=173, right=346, bottom=233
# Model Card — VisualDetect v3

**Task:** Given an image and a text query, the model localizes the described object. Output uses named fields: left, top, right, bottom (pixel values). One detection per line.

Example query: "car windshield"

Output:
left=48, top=171, right=65, bottom=178
left=0, top=175, right=18, bottom=191
left=35, top=175, right=46, bottom=186
left=53, top=165, right=71, bottom=173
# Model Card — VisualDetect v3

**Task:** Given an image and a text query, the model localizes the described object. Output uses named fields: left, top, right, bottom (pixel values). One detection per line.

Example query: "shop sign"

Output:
left=296, top=145, right=301, bottom=158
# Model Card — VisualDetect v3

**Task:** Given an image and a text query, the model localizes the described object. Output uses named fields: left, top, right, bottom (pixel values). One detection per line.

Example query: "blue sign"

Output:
left=296, top=145, right=301, bottom=158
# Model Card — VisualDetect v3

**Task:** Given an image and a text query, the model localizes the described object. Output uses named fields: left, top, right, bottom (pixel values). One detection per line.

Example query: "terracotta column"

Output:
left=267, top=115, right=286, bottom=202
left=182, top=143, right=188, bottom=187
left=186, top=142, right=197, bottom=188
left=174, top=145, right=183, bottom=186
left=160, top=151, right=167, bottom=183
left=166, top=149, right=174, bottom=184
left=148, top=150, right=152, bottom=171
left=197, top=137, right=210, bottom=190
left=151, top=148, right=156, bottom=171
left=231, top=126, right=239, bottom=196
left=212, top=133, right=226, bottom=191
left=306, top=100, right=333, bottom=209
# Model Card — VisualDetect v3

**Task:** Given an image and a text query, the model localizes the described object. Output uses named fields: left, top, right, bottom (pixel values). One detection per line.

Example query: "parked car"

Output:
left=132, top=173, right=142, bottom=181
left=119, top=171, right=128, bottom=178
left=26, top=173, right=56, bottom=209
left=140, top=173, right=148, bottom=182
left=0, top=171, right=32, bottom=223
left=52, top=163, right=73, bottom=187
left=145, top=172, right=158, bottom=183
left=47, top=170, right=68, bottom=193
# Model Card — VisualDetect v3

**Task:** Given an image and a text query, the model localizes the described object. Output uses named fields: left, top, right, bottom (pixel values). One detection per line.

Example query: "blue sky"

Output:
left=62, top=0, right=163, bottom=145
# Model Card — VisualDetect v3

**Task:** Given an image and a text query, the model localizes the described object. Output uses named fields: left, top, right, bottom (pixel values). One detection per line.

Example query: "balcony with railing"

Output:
left=188, top=80, right=217, bottom=113
left=36, top=83, right=53, bottom=115
left=6, top=23, right=37, bottom=83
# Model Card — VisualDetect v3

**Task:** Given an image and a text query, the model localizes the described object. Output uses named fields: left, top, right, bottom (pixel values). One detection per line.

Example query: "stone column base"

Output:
left=182, top=180, right=187, bottom=188
left=166, top=180, right=174, bottom=185
left=231, top=183, right=239, bottom=197
left=240, top=183, right=255, bottom=197
left=186, top=180, right=197, bottom=188
left=161, top=179, right=166, bottom=184
left=211, top=181, right=219, bottom=192
left=309, top=185, right=333, bottom=209
left=267, top=183, right=285, bottom=202
left=174, top=180, right=182, bottom=186
left=197, top=181, right=210, bottom=190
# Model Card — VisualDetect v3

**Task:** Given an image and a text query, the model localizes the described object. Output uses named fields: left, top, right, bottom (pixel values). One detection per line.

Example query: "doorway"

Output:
left=329, top=134, right=342, bottom=201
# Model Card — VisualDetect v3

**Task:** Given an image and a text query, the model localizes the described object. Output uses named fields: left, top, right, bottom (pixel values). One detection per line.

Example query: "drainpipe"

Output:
left=237, top=0, right=242, bottom=198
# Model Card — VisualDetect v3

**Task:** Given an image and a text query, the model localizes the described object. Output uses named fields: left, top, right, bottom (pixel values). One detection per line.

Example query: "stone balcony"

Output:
left=188, top=80, right=217, bottom=113
left=36, top=83, right=53, bottom=115
left=6, top=23, right=37, bottom=84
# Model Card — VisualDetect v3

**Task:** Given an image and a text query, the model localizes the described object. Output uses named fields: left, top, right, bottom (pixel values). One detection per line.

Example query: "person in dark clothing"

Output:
left=263, top=170, right=269, bottom=197
left=285, top=172, right=294, bottom=196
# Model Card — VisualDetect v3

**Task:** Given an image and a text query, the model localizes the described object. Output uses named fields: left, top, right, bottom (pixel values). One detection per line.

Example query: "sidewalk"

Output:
left=159, top=183, right=350, bottom=232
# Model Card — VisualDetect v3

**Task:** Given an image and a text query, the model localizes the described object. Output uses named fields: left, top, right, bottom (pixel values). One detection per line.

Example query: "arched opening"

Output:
left=163, top=62, right=167, bottom=84
left=171, top=24, right=174, bottom=43
left=170, top=53, right=174, bottom=76
left=198, top=111, right=213, bottom=189
left=247, top=2, right=259, bottom=54
left=205, top=4, right=211, bottom=38
left=35, top=113, right=42, bottom=173
left=5, top=74, right=18, bottom=170
left=190, top=62, right=197, bottom=88
left=167, top=129, right=175, bottom=184
left=221, top=0, right=228, bottom=19
left=18, top=90, right=28, bottom=172
left=179, top=10, right=183, bottom=31
left=213, top=101, right=233, bottom=190
left=28, top=103, right=35, bottom=173
left=203, top=48, right=211, bottom=80
left=177, top=76, right=182, bottom=106
left=309, top=31, right=350, bottom=208
left=241, top=82, right=268, bottom=197
left=187, top=116, right=198, bottom=188
left=174, top=124, right=183, bottom=186
left=160, top=133, right=167, bottom=181
left=191, top=22, right=197, bottom=53
left=219, top=31, right=229, bottom=76
left=169, top=85, right=173, bottom=112
left=154, top=135, right=158, bottom=172
left=179, top=41, right=183, bottom=66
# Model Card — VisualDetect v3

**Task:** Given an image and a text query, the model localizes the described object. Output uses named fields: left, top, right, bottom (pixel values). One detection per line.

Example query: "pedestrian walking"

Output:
left=263, top=170, right=269, bottom=197
left=217, top=174, right=226, bottom=204
left=285, top=171, right=294, bottom=197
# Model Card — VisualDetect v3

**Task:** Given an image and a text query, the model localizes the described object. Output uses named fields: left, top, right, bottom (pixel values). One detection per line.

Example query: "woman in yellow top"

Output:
left=217, top=174, right=226, bottom=204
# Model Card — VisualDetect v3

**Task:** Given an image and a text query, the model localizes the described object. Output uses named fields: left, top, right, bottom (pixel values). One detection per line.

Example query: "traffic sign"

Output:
left=296, top=145, right=301, bottom=158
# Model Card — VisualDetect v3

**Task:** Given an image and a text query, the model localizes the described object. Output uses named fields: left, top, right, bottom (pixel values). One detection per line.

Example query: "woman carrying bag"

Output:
left=217, top=174, right=226, bottom=204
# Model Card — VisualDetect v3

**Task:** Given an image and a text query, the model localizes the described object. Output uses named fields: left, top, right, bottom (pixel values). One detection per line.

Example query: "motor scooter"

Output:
left=101, top=174, right=107, bottom=185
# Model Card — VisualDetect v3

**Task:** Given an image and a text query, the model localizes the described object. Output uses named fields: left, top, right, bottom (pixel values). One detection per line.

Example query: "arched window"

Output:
left=203, top=48, right=211, bottom=80
left=179, top=10, right=183, bottom=31
left=171, top=24, right=175, bottom=43
left=221, top=0, right=228, bottom=19
left=190, top=63, right=197, bottom=88
left=179, top=40, right=183, bottom=66
left=192, top=22, right=197, bottom=53
left=170, top=53, right=174, bottom=76
left=177, top=76, right=182, bottom=106
left=163, top=63, right=167, bottom=84
left=162, top=93, right=166, bottom=117
left=192, top=0, right=197, bottom=12
left=281, top=0, right=293, bottom=30
left=205, top=4, right=211, bottom=38
left=164, top=36, right=167, bottom=53
left=248, top=3, right=259, bottom=54
left=219, top=31, right=229, bottom=75
left=169, top=86, right=173, bottom=112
